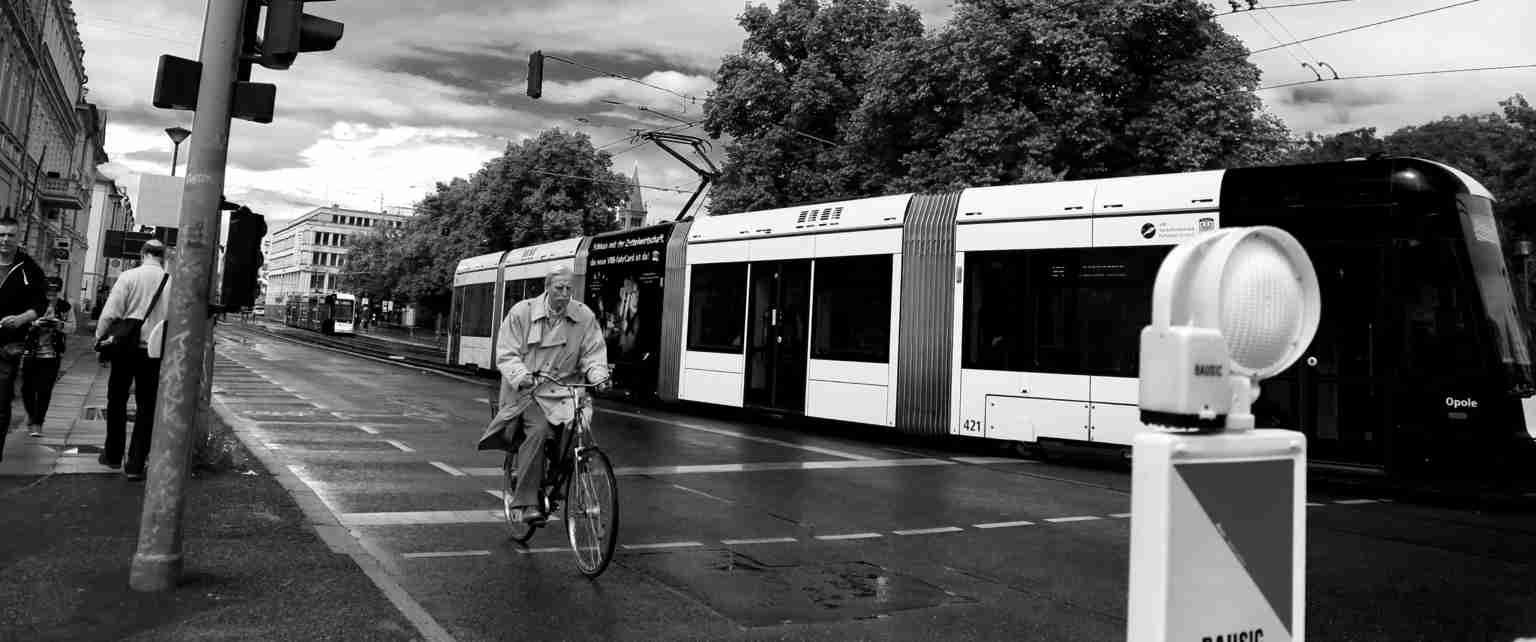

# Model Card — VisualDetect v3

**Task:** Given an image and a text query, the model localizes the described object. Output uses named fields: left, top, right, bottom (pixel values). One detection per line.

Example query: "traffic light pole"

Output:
left=130, top=0, right=244, bottom=592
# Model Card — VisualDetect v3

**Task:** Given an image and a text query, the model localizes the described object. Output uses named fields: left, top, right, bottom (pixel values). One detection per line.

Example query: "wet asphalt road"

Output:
left=210, top=327, right=1536, bottom=641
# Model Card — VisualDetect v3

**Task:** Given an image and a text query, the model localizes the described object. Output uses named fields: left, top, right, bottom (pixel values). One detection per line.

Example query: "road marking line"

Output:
left=670, top=483, right=735, bottom=504
left=384, top=440, right=415, bottom=453
left=358, top=426, right=380, bottom=434
left=516, top=547, right=569, bottom=555
left=1107, top=513, right=1132, bottom=519
left=402, top=550, right=492, bottom=559
left=1333, top=499, right=1378, bottom=505
left=430, top=462, right=467, bottom=477
left=600, top=407, right=875, bottom=460
left=952, top=456, right=1034, bottom=464
left=893, top=526, right=964, bottom=536
left=973, top=520, right=1035, bottom=529
left=1045, top=516, right=1102, bottom=523
left=338, top=510, right=502, bottom=526
left=1306, top=502, right=1325, bottom=507
left=815, top=532, right=882, bottom=541
left=622, top=541, right=703, bottom=550
left=462, top=457, right=954, bottom=478
left=264, top=442, right=283, bottom=450
left=721, top=537, right=797, bottom=545
left=485, top=489, right=506, bottom=500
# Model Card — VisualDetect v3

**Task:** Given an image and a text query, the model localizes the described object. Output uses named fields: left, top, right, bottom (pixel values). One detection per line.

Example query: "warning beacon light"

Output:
left=1138, top=226, right=1320, bottom=433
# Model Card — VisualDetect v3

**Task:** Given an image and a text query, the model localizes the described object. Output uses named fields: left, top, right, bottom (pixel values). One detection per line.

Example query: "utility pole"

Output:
left=129, top=0, right=244, bottom=592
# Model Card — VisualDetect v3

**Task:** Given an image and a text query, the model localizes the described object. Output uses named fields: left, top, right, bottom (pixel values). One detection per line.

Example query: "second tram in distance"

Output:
left=449, top=157, right=1536, bottom=481
left=284, top=292, right=357, bottom=336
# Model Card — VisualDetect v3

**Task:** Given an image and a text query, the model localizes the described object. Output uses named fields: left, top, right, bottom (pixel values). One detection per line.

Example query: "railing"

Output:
left=38, top=175, right=87, bottom=209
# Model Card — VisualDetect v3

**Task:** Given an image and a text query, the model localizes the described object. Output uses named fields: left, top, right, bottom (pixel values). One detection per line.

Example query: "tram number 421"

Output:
left=962, top=419, right=984, bottom=434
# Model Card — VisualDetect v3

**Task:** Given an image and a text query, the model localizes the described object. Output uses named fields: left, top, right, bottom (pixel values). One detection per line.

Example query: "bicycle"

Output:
left=499, top=371, right=620, bottom=578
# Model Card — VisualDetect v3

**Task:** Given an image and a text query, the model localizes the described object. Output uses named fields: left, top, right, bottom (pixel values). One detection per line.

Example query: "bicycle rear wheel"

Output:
left=565, top=448, right=619, bottom=578
left=502, top=452, right=537, bottom=543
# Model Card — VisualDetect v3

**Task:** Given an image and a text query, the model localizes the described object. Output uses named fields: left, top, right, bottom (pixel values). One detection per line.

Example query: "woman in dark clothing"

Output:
left=22, top=278, right=72, bottom=437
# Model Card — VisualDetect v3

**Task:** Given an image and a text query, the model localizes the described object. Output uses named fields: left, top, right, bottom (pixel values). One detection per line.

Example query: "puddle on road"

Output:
left=625, top=548, right=973, bottom=627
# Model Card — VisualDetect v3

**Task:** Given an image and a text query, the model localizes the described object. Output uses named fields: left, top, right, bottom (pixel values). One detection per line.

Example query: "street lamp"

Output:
left=165, top=126, right=191, bottom=176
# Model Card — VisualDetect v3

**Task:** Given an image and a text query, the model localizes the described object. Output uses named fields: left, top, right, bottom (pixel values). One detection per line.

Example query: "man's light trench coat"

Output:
left=476, top=293, right=608, bottom=452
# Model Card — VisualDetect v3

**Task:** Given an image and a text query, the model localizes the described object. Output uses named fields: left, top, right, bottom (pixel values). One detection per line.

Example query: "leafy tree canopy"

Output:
left=343, top=129, right=628, bottom=313
left=702, top=0, right=1290, bottom=213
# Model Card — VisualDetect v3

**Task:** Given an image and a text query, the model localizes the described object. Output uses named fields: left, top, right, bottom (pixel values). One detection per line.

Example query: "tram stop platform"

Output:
left=0, top=330, right=419, bottom=640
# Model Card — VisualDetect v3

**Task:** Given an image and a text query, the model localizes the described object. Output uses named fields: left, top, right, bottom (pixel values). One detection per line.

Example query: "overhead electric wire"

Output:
left=542, top=53, right=702, bottom=106
left=1236, top=0, right=1483, bottom=61
left=1250, top=62, right=1536, bottom=92
left=526, top=169, right=694, bottom=194
left=1211, top=0, right=1357, bottom=18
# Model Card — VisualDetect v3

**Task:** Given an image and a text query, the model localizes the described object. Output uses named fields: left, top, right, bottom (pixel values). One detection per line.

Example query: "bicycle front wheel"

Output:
left=565, top=448, right=619, bottom=578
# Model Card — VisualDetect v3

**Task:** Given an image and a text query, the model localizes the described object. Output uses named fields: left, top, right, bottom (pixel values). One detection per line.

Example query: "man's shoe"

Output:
left=98, top=454, right=121, bottom=469
left=27, top=426, right=42, bottom=437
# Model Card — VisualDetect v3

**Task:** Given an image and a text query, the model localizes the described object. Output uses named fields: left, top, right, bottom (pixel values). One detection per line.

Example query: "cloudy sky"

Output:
left=70, top=0, right=1535, bottom=230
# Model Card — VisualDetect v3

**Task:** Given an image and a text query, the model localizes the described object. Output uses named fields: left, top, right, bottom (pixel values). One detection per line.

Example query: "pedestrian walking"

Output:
left=0, top=217, right=48, bottom=463
left=20, top=277, right=74, bottom=437
left=94, top=239, right=171, bottom=480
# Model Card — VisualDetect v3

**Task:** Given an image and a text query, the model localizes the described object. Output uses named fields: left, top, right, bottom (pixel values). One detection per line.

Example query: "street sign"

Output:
left=136, top=174, right=185, bottom=227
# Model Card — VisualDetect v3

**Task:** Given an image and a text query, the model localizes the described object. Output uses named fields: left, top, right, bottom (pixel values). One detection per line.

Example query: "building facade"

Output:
left=263, top=205, right=410, bottom=308
left=1, top=0, right=105, bottom=311
left=80, top=176, right=134, bottom=316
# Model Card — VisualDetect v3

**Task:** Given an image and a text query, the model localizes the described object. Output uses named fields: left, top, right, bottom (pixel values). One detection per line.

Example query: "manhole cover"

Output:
left=625, top=549, right=973, bottom=627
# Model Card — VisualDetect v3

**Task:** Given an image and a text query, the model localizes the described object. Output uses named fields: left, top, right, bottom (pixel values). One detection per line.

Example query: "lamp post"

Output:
left=165, top=126, right=191, bottom=176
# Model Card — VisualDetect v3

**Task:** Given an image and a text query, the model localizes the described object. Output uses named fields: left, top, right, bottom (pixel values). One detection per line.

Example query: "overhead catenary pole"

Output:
left=129, top=0, right=245, bottom=593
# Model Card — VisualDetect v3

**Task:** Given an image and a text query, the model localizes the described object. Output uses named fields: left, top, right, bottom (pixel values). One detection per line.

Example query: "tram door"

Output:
left=1257, top=243, right=1388, bottom=466
left=744, top=260, right=811, bottom=413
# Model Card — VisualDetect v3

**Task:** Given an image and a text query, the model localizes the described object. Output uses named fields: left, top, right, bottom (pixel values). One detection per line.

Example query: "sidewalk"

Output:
left=0, top=340, right=113, bottom=476
left=0, top=336, right=424, bottom=641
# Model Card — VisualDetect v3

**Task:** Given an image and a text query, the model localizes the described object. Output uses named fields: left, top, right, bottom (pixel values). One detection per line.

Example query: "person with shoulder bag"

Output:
left=20, top=277, right=74, bottom=437
left=0, top=218, right=48, bottom=463
left=93, top=240, right=172, bottom=480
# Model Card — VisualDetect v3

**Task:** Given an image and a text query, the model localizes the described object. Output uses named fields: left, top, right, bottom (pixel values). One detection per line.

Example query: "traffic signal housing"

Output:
left=261, top=0, right=344, bottom=70
left=221, top=206, right=267, bottom=310
left=527, top=50, right=543, bottom=99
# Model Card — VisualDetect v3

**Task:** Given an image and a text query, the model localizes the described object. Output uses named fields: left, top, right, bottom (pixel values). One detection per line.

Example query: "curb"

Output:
left=209, top=396, right=457, bottom=642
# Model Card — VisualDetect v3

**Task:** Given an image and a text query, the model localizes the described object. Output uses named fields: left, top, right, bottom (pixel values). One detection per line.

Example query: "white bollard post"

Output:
left=1128, top=227, right=1319, bottom=642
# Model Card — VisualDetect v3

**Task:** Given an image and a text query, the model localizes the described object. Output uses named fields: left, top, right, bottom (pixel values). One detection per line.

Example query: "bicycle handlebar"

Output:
left=526, top=370, right=611, bottom=389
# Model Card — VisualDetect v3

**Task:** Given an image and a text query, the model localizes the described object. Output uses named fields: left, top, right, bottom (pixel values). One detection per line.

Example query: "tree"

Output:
left=702, top=0, right=1290, bottom=211
left=342, top=128, right=629, bottom=314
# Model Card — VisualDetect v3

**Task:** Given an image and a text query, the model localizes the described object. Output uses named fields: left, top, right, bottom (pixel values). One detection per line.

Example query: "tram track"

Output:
left=226, top=322, right=486, bottom=383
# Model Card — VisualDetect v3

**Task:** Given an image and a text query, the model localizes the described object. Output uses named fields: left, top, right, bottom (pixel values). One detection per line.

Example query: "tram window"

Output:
left=460, top=283, right=494, bottom=337
left=962, top=246, right=1168, bottom=376
left=687, top=263, right=748, bottom=353
left=1398, top=240, right=1487, bottom=376
left=811, top=255, right=892, bottom=362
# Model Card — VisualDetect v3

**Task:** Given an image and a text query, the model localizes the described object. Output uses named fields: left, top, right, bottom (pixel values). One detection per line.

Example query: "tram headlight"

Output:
left=1138, top=226, right=1320, bottom=432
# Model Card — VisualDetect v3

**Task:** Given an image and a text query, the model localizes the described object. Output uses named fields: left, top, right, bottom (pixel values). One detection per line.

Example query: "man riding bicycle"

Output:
left=477, top=265, right=610, bottom=524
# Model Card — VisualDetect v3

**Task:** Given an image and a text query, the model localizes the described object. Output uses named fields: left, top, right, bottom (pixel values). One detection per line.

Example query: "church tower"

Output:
left=622, top=164, right=647, bottom=229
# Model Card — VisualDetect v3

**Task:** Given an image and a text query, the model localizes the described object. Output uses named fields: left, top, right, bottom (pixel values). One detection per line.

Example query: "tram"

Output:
left=284, top=292, right=357, bottom=335
left=450, top=157, right=1536, bottom=479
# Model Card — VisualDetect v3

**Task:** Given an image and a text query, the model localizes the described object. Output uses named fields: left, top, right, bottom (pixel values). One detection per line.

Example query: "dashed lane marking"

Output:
left=720, top=537, right=797, bottom=545
left=339, top=510, right=502, bottom=526
left=431, top=462, right=468, bottom=477
left=359, top=426, right=380, bottom=435
left=515, top=547, right=570, bottom=555
left=973, top=520, right=1035, bottom=529
left=1333, top=499, right=1380, bottom=505
left=461, top=457, right=954, bottom=478
left=952, top=456, right=1037, bottom=465
left=1107, top=513, right=1132, bottom=519
left=1306, top=502, right=1325, bottom=507
left=403, top=550, right=492, bottom=559
left=893, top=526, right=964, bottom=536
left=622, top=541, right=704, bottom=550
left=384, top=440, right=415, bottom=453
left=815, top=532, right=882, bottom=541
left=1044, top=516, right=1101, bottom=523
left=599, top=407, right=877, bottom=461
left=669, top=483, right=735, bottom=504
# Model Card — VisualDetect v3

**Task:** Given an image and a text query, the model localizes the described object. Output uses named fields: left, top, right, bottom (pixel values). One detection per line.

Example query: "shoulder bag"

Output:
left=95, top=275, right=169, bottom=362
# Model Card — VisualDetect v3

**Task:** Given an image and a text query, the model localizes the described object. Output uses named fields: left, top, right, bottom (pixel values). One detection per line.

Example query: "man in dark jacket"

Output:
left=0, top=217, right=48, bottom=463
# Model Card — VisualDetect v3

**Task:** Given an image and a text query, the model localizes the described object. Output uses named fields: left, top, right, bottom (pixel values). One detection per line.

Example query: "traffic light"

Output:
left=527, top=50, right=543, bottom=99
left=221, top=206, right=267, bottom=309
left=261, top=0, right=344, bottom=70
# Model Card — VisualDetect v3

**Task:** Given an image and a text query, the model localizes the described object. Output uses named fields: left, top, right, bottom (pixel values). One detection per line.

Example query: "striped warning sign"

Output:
left=1128, top=429, right=1306, bottom=642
